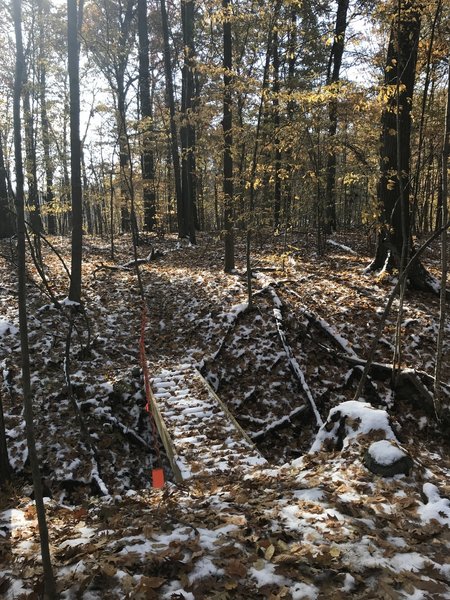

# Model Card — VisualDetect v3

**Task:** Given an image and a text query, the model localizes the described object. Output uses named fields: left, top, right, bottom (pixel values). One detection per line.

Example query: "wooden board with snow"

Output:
left=150, top=364, right=267, bottom=481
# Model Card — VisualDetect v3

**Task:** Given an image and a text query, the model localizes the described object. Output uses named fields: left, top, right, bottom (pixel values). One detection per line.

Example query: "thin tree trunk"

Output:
left=411, top=0, right=441, bottom=233
left=12, top=1, right=56, bottom=595
left=160, top=0, right=185, bottom=238
left=324, top=0, right=349, bottom=233
left=272, top=24, right=281, bottom=231
left=283, top=4, right=298, bottom=227
left=39, top=0, right=57, bottom=235
left=434, top=59, right=450, bottom=423
left=137, top=0, right=156, bottom=232
left=68, top=0, right=82, bottom=303
left=180, top=0, right=196, bottom=244
left=246, top=2, right=281, bottom=299
left=223, top=0, right=234, bottom=271
left=117, top=79, right=131, bottom=233
left=23, top=88, right=43, bottom=233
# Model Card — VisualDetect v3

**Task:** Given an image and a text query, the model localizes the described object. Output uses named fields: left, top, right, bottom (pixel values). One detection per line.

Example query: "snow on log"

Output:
left=268, top=287, right=323, bottom=428
left=310, top=400, right=396, bottom=453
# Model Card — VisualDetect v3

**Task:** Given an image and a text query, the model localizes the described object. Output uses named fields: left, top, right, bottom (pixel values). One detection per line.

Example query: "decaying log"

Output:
left=268, top=286, right=323, bottom=427
left=93, top=249, right=163, bottom=278
left=318, top=343, right=444, bottom=413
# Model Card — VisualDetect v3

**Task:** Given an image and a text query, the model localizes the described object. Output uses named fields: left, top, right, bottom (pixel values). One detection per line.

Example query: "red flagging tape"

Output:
left=152, top=468, right=165, bottom=488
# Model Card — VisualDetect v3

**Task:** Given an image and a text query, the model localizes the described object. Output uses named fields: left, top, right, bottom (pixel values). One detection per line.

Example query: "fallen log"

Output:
left=318, top=343, right=445, bottom=413
left=268, top=286, right=323, bottom=428
left=251, top=404, right=308, bottom=442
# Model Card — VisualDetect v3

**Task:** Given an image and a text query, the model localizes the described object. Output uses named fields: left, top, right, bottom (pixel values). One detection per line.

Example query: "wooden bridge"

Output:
left=150, top=364, right=267, bottom=482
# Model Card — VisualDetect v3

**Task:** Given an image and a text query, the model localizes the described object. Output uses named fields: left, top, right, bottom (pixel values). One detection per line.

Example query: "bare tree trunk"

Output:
left=137, top=0, right=156, bottom=232
left=68, top=0, right=83, bottom=303
left=223, top=0, right=234, bottom=271
left=411, top=0, right=441, bottom=233
left=324, top=0, right=349, bottom=233
left=283, top=4, right=298, bottom=227
left=39, top=0, right=57, bottom=235
left=272, top=24, right=281, bottom=231
left=246, top=2, right=280, bottom=299
left=434, top=59, right=450, bottom=424
left=23, top=88, right=43, bottom=233
left=160, top=0, right=185, bottom=238
left=369, top=0, right=434, bottom=292
left=12, top=1, right=56, bottom=595
left=180, top=0, right=196, bottom=244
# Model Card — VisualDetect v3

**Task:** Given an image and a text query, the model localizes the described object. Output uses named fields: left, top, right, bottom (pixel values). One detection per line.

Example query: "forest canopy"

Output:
left=0, top=0, right=448, bottom=247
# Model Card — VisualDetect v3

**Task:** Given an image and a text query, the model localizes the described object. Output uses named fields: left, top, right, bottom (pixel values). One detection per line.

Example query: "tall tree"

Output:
left=160, top=0, right=185, bottom=238
left=223, top=0, right=234, bottom=272
left=12, top=0, right=56, bottom=595
left=369, top=0, right=434, bottom=291
left=84, top=0, right=136, bottom=233
left=137, top=0, right=156, bottom=231
left=68, top=0, right=82, bottom=303
left=180, top=0, right=197, bottom=243
left=23, top=62, right=43, bottom=233
left=324, top=0, right=349, bottom=233
left=38, top=0, right=57, bottom=235
left=434, top=58, right=450, bottom=422
left=272, top=20, right=281, bottom=230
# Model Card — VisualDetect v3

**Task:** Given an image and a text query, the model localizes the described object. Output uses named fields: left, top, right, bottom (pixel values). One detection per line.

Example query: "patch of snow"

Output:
left=249, top=560, right=287, bottom=588
left=389, top=552, right=426, bottom=573
left=340, top=573, right=356, bottom=592
left=399, top=590, right=428, bottom=600
left=290, top=581, right=319, bottom=599
left=188, top=557, right=224, bottom=584
left=292, top=488, right=324, bottom=502
left=418, top=483, right=450, bottom=525
left=0, top=572, right=29, bottom=600
left=309, top=400, right=395, bottom=453
left=0, top=320, right=18, bottom=336
left=59, top=297, right=81, bottom=307
left=367, top=440, right=407, bottom=466
left=387, top=536, right=408, bottom=548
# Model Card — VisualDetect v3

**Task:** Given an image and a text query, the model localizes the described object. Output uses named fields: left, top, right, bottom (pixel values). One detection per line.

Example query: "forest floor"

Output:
left=0, top=230, right=450, bottom=599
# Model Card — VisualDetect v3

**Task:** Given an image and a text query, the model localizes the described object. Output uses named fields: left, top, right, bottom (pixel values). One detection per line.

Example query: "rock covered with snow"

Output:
left=364, top=440, right=413, bottom=477
left=310, top=400, right=396, bottom=453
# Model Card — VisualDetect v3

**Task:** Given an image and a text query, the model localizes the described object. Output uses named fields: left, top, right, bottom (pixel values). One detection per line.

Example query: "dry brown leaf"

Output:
left=265, top=544, right=275, bottom=561
left=253, top=558, right=266, bottom=571
left=225, top=559, right=247, bottom=578
left=100, top=563, right=116, bottom=577
left=138, top=576, right=166, bottom=589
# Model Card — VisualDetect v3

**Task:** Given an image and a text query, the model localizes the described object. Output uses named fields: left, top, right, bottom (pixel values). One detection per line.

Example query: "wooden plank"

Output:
left=150, top=364, right=266, bottom=481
